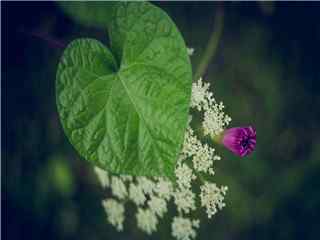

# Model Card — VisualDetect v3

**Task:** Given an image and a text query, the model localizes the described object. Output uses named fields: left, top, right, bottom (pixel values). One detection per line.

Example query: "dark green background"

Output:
left=3, top=1, right=320, bottom=240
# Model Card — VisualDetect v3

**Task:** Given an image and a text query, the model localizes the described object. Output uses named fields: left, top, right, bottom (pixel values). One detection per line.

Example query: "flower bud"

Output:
left=221, top=126, right=256, bottom=157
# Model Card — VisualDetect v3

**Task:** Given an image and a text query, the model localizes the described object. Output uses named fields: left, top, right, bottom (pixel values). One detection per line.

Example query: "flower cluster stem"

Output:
left=194, top=7, right=224, bottom=81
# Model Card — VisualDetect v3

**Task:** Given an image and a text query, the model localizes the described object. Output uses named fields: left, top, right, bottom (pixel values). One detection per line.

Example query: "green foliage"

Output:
left=37, top=156, right=75, bottom=198
left=58, top=2, right=116, bottom=28
left=56, top=2, right=192, bottom=178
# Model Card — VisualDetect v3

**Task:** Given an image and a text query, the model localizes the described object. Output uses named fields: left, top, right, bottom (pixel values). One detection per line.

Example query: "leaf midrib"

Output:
left=116, top=73, right=164, bottom=170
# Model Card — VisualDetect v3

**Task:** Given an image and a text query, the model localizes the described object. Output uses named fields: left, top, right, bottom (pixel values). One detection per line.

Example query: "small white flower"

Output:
left=187, top=47, right=194, bottom=56
left=136, top=208, right=158, bottom=234
left=190, top=78, right=209, bottom=111
left=203, top=104, right=230, bottom=136
left=155, top=178, right=173, bottom=200
left=111, top=177, right=127, bottom=200
left=175, top=163, right=196, bottom=189
left=200, top=182, right=228, bottom=218
left=171, top=217, right=200, bottom=240
left=181, top=127, right=202, bottom=158
left=148, top=195, right=168, bottom=217
left=102, top=199, right=124, bottom=231
left=129, top=183, right=146, bottom=206
left=94, top=166, right=109, bottom=188
left=174, top=188, right=196, bottom=214
left=192, top=143, right=215, bottom=175
left=137, top=176, right=155, bottom=195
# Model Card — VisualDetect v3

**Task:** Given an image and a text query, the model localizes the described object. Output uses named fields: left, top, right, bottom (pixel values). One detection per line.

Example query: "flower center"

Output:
left=240, top=138, right=251, bottom=149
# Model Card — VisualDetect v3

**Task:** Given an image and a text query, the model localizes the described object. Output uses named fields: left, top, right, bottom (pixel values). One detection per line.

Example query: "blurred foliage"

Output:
left=3, top=1, right=320, bottom=240
left=58, top=2, right=115, bottom=29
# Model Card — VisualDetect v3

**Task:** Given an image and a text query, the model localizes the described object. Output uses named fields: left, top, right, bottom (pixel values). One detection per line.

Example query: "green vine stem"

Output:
left=194, top=7, right=224, bottom=81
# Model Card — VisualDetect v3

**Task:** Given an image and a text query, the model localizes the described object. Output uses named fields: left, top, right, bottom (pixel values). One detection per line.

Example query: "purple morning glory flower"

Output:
left=222, top=126, right=256, bottom=157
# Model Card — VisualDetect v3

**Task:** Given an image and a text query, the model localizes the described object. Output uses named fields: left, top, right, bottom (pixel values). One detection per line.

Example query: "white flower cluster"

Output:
left=136, top=208, right=158, bottom=234
left=200, top=182, right=228, bottom=218
left=95, top=77, right=230, bottom=239
left=172, top=217, right=200, bottom=240
left=191, top=77, right=232, bottom=136
left=102, top=199, right=125, bottom=231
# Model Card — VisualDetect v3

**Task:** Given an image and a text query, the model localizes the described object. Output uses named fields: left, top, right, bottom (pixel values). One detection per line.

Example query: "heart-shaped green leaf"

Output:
left=56, top=2, right=192, bottom=178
